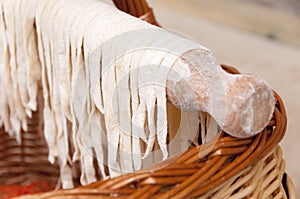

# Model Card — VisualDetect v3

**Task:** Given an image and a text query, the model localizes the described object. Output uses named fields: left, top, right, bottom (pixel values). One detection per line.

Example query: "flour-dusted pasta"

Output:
left=0, top=0, right=218, bottom=187
left=50, top=0, right=74, bottom=189
left=2, top=0, right=24, bottom=140
left=0, top=0, right=11, bottom=132
left=14, top=0, right=40, bottom=122
left=23, top=1, right=41, bottom=113
left=71, top=2, right=102, bottom=185
left=15, top=0, right=30, bottom=118
left=35, top=0, right=57, bottom=164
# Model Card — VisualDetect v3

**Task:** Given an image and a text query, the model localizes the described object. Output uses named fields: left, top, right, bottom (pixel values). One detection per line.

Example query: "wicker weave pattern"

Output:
left=0, top=102, right=59, bottom=186
left=200, top=146, right=287, bottom=198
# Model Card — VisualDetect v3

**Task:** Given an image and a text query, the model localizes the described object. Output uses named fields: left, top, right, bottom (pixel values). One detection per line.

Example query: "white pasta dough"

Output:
left=0, top=1, right=10, bottom=131
left=2, top=0, right=23, bottom=140
left=0, top=0, right=219, bottom=188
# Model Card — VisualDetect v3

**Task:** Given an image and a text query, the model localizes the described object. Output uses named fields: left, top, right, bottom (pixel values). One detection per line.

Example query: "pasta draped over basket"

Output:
left=0, top=0, right=223, bottom=188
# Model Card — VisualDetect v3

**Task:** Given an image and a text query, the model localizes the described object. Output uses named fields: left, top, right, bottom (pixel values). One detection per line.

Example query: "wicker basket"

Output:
left=0, top=0, right=296, bottom=198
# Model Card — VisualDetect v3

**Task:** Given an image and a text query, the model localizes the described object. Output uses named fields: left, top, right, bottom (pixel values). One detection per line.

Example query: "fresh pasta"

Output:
left=0, top=0, right=273, bottom=189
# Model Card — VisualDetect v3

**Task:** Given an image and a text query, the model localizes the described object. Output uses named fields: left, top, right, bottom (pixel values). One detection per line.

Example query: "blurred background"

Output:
left=102, top=0, right=300, bottom=195
left=149, top=0, right=300, bottom=196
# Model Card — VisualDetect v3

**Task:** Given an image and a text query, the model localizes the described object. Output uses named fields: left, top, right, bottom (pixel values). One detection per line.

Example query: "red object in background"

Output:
left=0, top=182, right=55, bottom=199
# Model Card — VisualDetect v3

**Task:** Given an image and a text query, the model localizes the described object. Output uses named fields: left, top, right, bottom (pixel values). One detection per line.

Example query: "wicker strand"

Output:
left=112, top=0, right=159, bottom=26
left=0, top=119, right=59, bottom=186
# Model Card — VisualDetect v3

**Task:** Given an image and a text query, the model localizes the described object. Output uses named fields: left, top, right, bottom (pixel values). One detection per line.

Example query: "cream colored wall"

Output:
left=151, top=0, right=300, bottom=47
